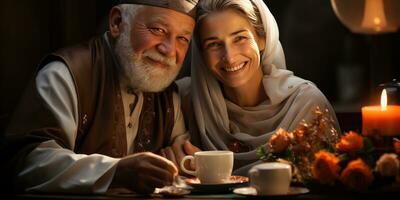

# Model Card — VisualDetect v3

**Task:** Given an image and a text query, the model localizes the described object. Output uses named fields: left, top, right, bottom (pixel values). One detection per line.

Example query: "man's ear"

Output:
left=109, top=6, right=122, bottom=38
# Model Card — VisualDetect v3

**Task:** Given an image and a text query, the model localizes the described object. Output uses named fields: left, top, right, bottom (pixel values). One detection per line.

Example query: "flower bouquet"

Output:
left=257, top=106, right=400, bottom=192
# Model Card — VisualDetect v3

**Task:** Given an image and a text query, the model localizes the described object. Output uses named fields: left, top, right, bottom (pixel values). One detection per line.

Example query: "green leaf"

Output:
left=362, top=154, right=376, bottom=168
left=338, top=153, right=349, bottom=164
left=256, top=145, right=269, bottom=157
left=362, top=137, right=375, bottom=153
left=282, top=149, right=291, bottom=157
left=264, top=152, right=274, bottom=161
left=285, top=149, right=295, bottom=162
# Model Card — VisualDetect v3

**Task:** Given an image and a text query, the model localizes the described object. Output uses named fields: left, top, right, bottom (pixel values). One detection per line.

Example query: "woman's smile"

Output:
left=222, top=61, right=248, bottom=72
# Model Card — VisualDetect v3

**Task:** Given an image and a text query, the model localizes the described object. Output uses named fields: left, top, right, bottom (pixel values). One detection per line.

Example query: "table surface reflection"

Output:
left=14, top=190, right=400, bottom=200
left=12, top=179, right=400, bottom=200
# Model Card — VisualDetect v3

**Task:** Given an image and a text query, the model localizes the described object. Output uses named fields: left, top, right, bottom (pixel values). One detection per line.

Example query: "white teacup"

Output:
left=248, top=162, right=292, bottom=195
left=180, top=151, right=233, bottom=184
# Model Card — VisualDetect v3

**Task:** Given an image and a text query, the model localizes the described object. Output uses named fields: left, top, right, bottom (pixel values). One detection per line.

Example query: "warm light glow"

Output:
left=361, top=0, right=388, bottom=32
left=373, top=17, right=381, bottom=25
left=381, top=89, right=387, bottom=111
left=331, top=0, right=400, bottom=34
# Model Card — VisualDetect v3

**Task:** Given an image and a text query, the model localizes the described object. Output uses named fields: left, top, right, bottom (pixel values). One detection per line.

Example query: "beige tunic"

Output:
left=16, top=61, right=187, bottom=193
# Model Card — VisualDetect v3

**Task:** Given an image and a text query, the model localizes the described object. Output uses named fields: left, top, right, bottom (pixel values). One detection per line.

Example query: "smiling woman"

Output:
left=176, top=0, right=341, bottom=176
left=199, top=9, right=265, bottom=105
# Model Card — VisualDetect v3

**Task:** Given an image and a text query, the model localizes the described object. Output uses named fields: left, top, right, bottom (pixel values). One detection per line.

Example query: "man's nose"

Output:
left=157, top=38, right=176, bottom=58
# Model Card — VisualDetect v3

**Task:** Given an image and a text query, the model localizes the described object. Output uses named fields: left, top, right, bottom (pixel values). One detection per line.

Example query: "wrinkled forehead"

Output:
left=134, top=6, right=196, bottom=36
left=118, top=0, right=198, bottom=19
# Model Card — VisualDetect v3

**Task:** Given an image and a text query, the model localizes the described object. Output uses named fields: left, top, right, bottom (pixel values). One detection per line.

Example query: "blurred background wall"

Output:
left=1, top=0, right=399, bottom=135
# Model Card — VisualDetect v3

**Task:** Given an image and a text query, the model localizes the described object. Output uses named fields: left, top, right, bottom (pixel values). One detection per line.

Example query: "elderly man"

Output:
left=3, top=0, right=199, bottom=194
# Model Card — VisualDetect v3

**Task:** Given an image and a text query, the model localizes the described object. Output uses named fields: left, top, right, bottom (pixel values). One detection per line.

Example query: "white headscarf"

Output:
left=185, top=0, right=339, bottom=175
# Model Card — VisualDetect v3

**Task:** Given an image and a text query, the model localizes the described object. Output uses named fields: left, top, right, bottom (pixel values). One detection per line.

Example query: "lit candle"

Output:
left=362, top=89, right=400, bottom=136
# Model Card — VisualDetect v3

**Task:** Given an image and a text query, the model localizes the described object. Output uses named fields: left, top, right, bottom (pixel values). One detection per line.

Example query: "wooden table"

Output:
left=13, top=189, right=400, bottom=200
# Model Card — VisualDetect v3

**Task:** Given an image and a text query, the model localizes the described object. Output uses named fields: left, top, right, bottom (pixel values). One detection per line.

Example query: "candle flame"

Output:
left=381, top=89, right=387, bottom=111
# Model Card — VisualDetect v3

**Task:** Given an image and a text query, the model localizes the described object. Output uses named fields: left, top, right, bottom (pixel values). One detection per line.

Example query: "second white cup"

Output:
left=248, top=162, right=292, bottom=195
left=180, top=151, right=233, bottom=184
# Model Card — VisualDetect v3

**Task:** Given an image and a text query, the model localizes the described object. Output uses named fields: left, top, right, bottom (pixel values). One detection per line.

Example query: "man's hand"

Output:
left=110, top=152, right=178, bottom=194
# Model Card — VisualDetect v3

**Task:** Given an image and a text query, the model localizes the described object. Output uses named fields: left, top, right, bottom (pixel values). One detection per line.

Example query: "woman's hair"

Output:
left=196, top=0, right=265, bottom=37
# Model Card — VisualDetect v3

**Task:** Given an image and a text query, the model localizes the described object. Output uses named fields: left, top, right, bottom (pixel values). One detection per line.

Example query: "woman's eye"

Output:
left=235, top=36, right=247, bottom=42
left=206, top=42, right=221, bottom=49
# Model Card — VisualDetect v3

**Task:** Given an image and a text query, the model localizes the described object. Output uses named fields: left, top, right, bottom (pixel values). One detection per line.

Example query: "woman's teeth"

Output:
left=224, top=62, right=246, bottom=72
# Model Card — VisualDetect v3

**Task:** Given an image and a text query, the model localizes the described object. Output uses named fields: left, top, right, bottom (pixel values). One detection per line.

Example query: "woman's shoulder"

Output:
left=296, top=82, right=329, bottom=103
left=294, top=82, right=340, bottom=133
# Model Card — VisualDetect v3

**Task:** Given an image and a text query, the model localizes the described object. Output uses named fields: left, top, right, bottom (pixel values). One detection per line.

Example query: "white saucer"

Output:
left=154, top=186, right=191, bottom=197
left=233, top=186, right=309, bottom=197
left=185, top=176, right=249, bottom=193
left=185, top=175, right=249, bottom=186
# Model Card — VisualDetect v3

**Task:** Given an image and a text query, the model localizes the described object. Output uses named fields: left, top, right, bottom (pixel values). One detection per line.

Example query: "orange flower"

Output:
left=376, top=153, right=399, bottom=177
left=293, top=124, right=306, bottom=140
left=268, top=128, right=291, bottom=153
left=340, top=159, right=374, bottom=191
left=311, top=150, right=340, bottom=185
left=335, top=131, right=364, bottom=153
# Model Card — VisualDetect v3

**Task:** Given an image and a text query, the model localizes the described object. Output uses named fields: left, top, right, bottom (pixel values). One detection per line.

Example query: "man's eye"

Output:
left=149, top=28, right=165, bottom=34
left=178, top=36, right=190, bottom=43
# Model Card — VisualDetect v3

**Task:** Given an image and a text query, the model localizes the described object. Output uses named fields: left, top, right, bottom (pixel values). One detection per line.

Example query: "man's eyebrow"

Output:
left=149, top=18, right=192, bottom=36
left=149, top=16, right=166, bottom=24
left=181, top=30, right=193, bottom=36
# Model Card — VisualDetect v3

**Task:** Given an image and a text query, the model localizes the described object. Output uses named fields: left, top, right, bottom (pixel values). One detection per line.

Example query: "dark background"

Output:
left=1, top=0, right=399, bottom=135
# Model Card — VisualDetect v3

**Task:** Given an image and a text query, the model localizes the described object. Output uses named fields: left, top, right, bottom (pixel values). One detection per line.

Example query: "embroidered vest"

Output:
left=7, top=35, right=176, bottom=157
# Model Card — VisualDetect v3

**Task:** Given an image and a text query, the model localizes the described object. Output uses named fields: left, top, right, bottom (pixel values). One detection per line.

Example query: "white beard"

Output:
left=114, top=26, right=180, bottom=92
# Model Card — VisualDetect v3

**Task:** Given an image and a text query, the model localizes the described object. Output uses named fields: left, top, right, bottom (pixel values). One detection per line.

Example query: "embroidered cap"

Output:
left=118, top=0, right=198, bottom=18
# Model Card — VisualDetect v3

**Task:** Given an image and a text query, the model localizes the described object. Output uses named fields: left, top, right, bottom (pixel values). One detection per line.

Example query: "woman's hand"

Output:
left=160, top=140, right=201, bottom=176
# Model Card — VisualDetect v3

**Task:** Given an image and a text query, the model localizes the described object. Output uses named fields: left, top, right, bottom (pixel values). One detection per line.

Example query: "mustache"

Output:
left=143, top=50, right=177, bottom=68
